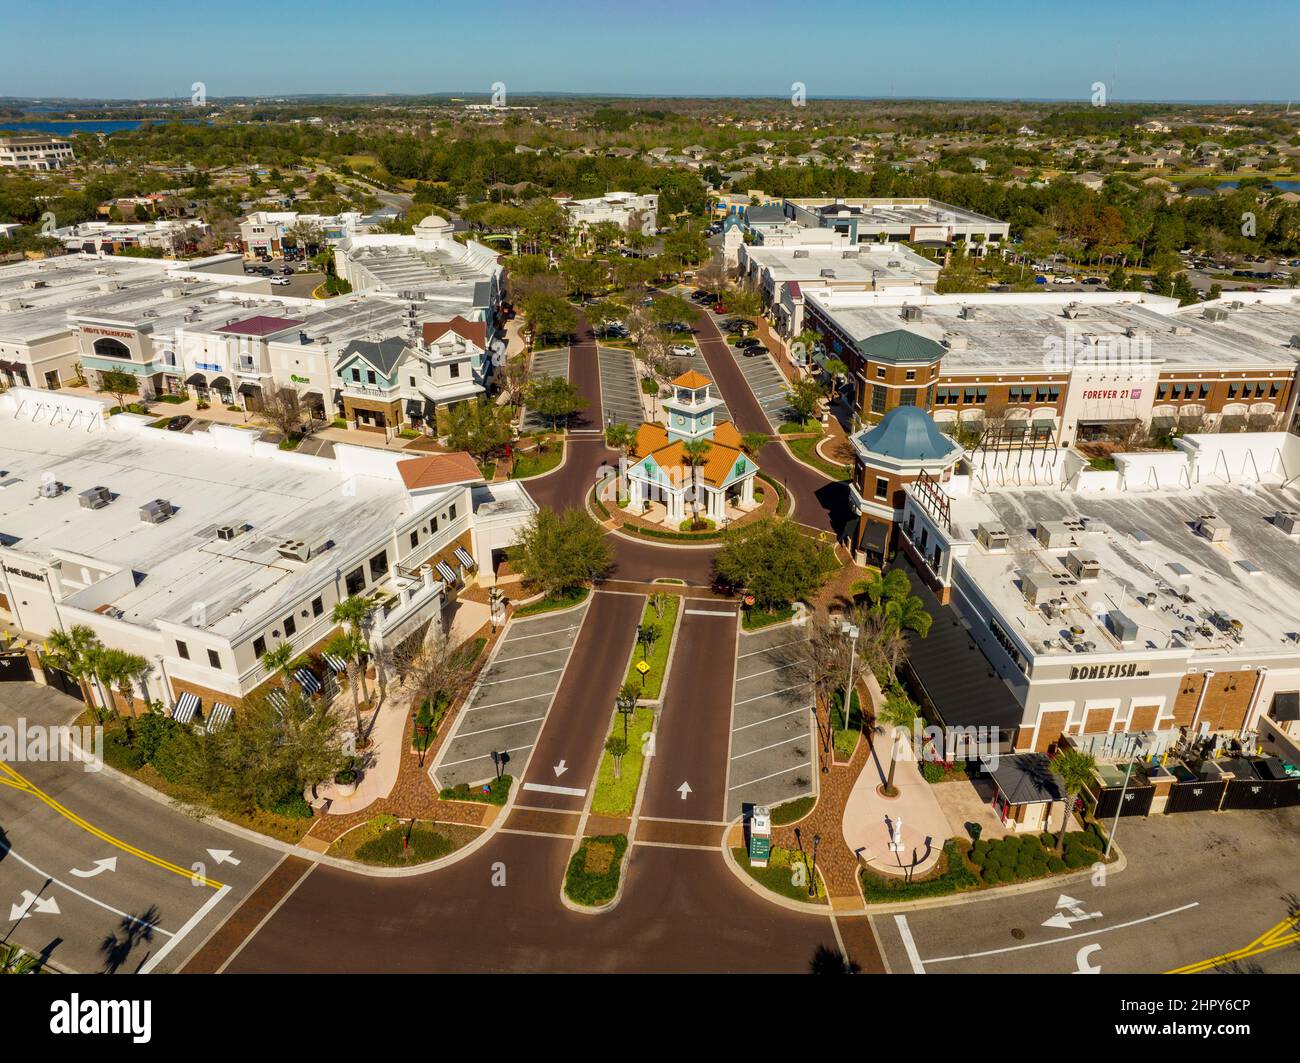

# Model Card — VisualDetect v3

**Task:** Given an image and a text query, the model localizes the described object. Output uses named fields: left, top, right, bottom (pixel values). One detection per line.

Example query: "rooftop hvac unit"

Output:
left=1230, top=300, right=1244, bottom=310
left=1290, top=334, right=1300, bottom=350
left=792, top=249, right=809, bottom=259
left=842, top=249, right=859, bottom=258
left=216, top=523, right=244, bottom=541
left=900, top=305, right=923, bottom=322
left=22, top=279, right=47, bottom=289
left=1197, top=514, right=1231, bottom=542
left=1203, top=307, right=1228, bottom=322
left=943, top=333, right=968, bottom=351
left=1022, top=570, right=1063, bottom=606
left=819, top=268, right=836, bottom=278
left=1124, top=326, right=1144, bottom=338
left=887, top=260, right=902, bottom=268
left=1080, top=516, right=1108, bottom=533
left=275, top=539, right=323, bottom=563
left=1107, top=608, right=1138, bottom=641
left=960, top=305, right=983, bottom=320
left=139, top=498, right=173, bottom=524
left=1035, top=521, right=1072, bottom=549
left=38, top=479, right=66, bottom=498
left=1063, top=305, right=1080, bottom=319
left=1171, top=325, right=1192, bottom=336
left=78, top=485, right=112, bottom=510
left=977, top=521, right=1008, bottom=551
left=1273, top=511, right=1300, bottom=537
left=1066, top=550, right=1102, bottom=581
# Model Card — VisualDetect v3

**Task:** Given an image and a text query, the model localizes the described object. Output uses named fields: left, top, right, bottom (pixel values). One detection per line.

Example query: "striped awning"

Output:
left=172, top=691, right=200, bottom=724
left=268, top=688, right=289, bottom=713
left=453, top=546, right=475, bottom=569
left=322, top=653, right=349, bottom=673
left=207, top=703, right=233, bottom=732
left=436, top=560, right=458, bottom=584
left=293, top=667, right=321, bottom=696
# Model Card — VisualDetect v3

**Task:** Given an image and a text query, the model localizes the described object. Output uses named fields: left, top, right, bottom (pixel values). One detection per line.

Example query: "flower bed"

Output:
left=564, top=834, right=628, bottom=906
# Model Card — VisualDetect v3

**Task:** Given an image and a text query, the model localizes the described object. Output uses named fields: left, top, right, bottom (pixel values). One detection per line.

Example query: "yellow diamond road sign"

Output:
left=635, top=659, right=651, bottom=675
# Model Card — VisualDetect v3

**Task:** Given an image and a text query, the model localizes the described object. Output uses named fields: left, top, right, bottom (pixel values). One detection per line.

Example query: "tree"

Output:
left=91, top=648, right=149, bottom=717
left=1053, top=748, right=1098, bottom=851
left=740, top=431, right=769, bottom=457
left=498, top=355, right=530, bottom=410
left=713, top=518, right=838, bottom=610
left=560, top=255, right=607, bottom=303
left=512, top=507, right=613, bottom=598
left=605, top=422, right=636, bottom=457
left=525, top=375, right=583, bottom=431
left=519, top=290, right=577, bottom=348
left=97, top=368, right=138, bottom=411
left=260, top=385, right=303, bottom=439
left=615, top=681, right=638, bottom=740
left=876, top=689, right=919, bottom=796
left=605, top=735, right=629, bottom=779
left=45, top=624, right=102, bottom=710
left=444, top=399, right=512, bottom=466
left=331, top=595, right=375, bottom=707
left=724, top=286, right=763, bottom=319
left=681, top=438, right=712, bottom=528
left=1, top=941, right=42, bottom=973
left=785, top=375, right=827, bottom=426
left=853, top=567, right=932, bottom=638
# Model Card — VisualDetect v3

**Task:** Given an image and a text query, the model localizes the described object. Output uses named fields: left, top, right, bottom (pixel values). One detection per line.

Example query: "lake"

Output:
left=0, top=119, right=209, bottom=135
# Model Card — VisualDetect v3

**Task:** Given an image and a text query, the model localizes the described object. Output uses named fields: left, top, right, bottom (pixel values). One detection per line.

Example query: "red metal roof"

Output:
left=214, top=315, right=306, bottom=337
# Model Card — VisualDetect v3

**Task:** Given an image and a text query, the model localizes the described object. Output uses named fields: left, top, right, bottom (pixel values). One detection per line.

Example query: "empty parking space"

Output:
left=597, top=345, right=643, bottom=429
left=433, top=604, right=587, bottom=789
left=730, top=344, right=790, bottom=429
left=726, top=624, right=813, bottom=820
left=521, top=347, right=570, bottom=432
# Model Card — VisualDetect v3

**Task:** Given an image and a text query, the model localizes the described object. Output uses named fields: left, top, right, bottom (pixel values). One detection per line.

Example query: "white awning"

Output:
left=322, top=653, right=349, bottom=673
left=207, top=703, right=233, bottom=731
left=268, top=688, right=289, bottom=714
left=172, top=691, right=199, bottom=724
left=453, top=546, right=475, bottom=569
left=436, top=560, right=458, bottom=584
left=294, top=667, right=321, bottom=696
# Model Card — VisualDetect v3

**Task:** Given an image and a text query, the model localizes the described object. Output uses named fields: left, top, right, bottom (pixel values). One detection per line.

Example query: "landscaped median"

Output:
left=732, top=845, right=828, bottom=904
left=326, top=814, right=483, bottom=866
left=590, top=707, right=655, bottom=817
left=780, top=420, right=853, bottom=481
left=623, top=594, right=679, bottom=700
left=439, top=774, right=513, bottom=805
left=564, top=833, right=628, bottom=908
left=512, top=585, right=590, bottom=617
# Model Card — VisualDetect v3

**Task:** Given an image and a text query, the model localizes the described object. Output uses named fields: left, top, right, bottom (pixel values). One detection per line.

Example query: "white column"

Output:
left=667, top=488, right=683, bottom=522
left=708, top=487, right=724, bottom=521
left=629, top=476, right=644, bottom=513
left=741, top=474, right=755, bottom=506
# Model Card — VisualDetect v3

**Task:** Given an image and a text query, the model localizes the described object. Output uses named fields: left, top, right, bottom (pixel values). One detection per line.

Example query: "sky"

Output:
left=3, top=0, right=1298, bottom=103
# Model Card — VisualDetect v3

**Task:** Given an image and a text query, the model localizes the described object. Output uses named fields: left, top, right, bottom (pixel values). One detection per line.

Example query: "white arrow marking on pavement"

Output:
left=1074, top=943, right=1102, bottom=974
left=553, top=760, right=568, bottom=778
left=206, top=849, right=241, bottom=867
left=9, top=890, right=60, bottom=921
left=1042, top=893, right=1102, bottom=929
left=70, top=857, right=118, bottom=878
left=677, top=781, right=692, bottom=800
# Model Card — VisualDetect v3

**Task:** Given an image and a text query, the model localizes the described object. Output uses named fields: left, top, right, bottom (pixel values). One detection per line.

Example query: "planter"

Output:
left=333, top=779, right=358, bottom=798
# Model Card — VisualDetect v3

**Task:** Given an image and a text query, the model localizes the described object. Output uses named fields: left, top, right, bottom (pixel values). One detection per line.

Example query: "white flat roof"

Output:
left=743, top=242, right=939, bottom=287
left=0, top=407, right=448, bottom=639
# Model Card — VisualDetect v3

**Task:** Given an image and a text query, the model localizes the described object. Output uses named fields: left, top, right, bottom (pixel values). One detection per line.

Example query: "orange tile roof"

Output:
left=712, top=420, right=742, bottom=448
left=633, top=422, right=669, bottom=458
left=671, top=370, right=712, bottom=390
left=397, top=451, right=482, bottom=489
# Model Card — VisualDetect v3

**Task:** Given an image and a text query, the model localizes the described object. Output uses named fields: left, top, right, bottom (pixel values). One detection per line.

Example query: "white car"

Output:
left=270, top=276, right=291, bottom=286
left=670, top=344, right=694, bottom=356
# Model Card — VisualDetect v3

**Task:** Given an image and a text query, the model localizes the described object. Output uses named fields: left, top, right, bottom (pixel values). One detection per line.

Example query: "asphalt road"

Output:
left=640, top=603, right=740, bottom=822
left=0, top=685, right=280, bottom=974
left=516, top=590, right=644, bottom=811
left=871, top=806, right=1300, bottom=975
left=690, top=305, right=854, bottom=538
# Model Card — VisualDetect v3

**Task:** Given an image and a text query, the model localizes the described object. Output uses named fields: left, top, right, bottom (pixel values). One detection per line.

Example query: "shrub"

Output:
left=564, top=833, right=627, bottom=906
left=355, top=824, right=455, bottom=863
left=1048, top=856, right=1067, bottom=873
left=269, top=792, right=313, bottom=819
left=103, top=729, right=146, bottom=771
left=1064, top=848, right=1093, bottom=869
left=922, top=761, right=945, bottom=784
left=860, top=839, right=979, bottom=902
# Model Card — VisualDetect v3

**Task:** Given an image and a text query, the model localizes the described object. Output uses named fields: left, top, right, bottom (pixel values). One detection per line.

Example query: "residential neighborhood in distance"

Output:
left=1, top=0, right=1298, bottom=1033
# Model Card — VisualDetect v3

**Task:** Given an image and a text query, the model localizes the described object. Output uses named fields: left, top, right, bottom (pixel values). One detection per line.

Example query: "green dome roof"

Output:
left=855, top=406, right=960, bottom=462
left=854, top=328, right=945, bottom=365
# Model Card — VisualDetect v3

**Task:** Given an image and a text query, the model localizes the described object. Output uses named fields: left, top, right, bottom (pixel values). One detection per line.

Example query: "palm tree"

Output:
left=615, top=681, right=638, bottom=740
left=332, top=596, right=374, bottom=702
left=605, top=423, right=636, bottom=458
left=44, top=624, right=102, bottom=709
left=876, top=692, right=919, bottom=797
left=853, top=567, right=932, bottom=638
left=605, top=735, right=629, bottom=779
left=1052, top=748, right=1098, bottom=851
left=0, top=941, right=41, bottom=974
left=92, top=649, right=149, bottom=717
left=740, top=431, right=769, bottom=457
left=324, top=629, right=368, bottom=734
left=680, top=438, right=712, bottom=529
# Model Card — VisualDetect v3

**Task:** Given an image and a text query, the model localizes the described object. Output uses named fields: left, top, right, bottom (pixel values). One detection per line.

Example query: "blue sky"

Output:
left=3, top=0, right=1297, bottom=102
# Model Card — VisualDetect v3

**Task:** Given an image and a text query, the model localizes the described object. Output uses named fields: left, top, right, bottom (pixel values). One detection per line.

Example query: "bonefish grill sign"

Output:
left=1069, top=662, right=1148, bottom=680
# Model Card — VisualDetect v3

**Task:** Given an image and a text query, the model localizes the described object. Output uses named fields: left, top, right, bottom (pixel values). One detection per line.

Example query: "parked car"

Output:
left=670, top=344, right=694, bottom=356
left=166, top=416, right=192, bottom=432
left=1082, top=277, right=1104, bottom=285
left=271, top=276, right=291, bottom=286
left=281, top=266, right=295, bottom=275
left=1034, top=275, right=1049, bottom=285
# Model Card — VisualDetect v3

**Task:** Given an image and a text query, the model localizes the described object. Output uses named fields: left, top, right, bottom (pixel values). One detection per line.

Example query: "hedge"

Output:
left=439, top=774, right=513, bottom=805
left=859, top=840, right=979, bottom=902
left=564, top=834, right=628, bottom=906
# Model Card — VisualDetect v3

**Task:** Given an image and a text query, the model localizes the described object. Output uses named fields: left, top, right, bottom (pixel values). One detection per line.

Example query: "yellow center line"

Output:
left=1168, top=914, right=1300, bottom=974
left=0, top=759, right=224, bottom=889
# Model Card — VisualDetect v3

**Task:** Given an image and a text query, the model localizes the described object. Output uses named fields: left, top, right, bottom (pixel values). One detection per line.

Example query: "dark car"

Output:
left=258, top=266, right=273, bottom=276
left=282, top=267, right=295, bottom=275
left=166, top=415, right=192, bottom=432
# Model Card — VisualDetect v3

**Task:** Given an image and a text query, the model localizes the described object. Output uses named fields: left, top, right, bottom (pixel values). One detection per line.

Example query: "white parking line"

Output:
left=464, top=691, right=554, bottom=711
left=731, top=705, right=811, bottom=732
left=895, top=915, right=926, bottom=974
left=731, top=734, right=807, bottom=760
left=728, top=761, right=811, bottom=790
left=735, top=682, right=809, bottom=705
left=455, top=715, right=547, bottom=739
left=478, top=668, right=563, bottom=686
left=736, top=662, right=803, bottom=681
left=493, top=647, right=572, bottom=664
left=738, top=640, right=802, bottom=658
left=685, top=608, right=737, bottom=616
left=500, top=626, right=579, bottom=643
left=440, top=743, right=534, bottom=769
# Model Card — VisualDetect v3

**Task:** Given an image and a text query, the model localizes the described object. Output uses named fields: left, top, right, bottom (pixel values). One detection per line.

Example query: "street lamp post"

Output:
left=835, top=619, right=860, bottom=759
left=1104, top=741, right=1144, bottom=860
left=809, top=833, right=821, bottom=898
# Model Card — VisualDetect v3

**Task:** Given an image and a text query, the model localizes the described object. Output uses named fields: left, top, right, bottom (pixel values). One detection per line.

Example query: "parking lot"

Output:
left=521, top=347, right=570, bottom=433
left=726, top=624, right=814, bottom=820
left=598, top=345, right=643, bottom=429
left=432, top=603, right=588, bottom=790
left=710, top=317, right=789, bottom=428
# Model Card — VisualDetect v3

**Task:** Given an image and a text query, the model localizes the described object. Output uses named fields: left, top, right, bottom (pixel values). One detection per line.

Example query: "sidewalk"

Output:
left=318, top=691, right=411, bottom=814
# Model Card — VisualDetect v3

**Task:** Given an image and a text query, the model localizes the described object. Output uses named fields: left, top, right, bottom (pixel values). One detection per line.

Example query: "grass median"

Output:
left=623, top=595, right=679, bottom=700
left=590, top=707, right=655, bottom=817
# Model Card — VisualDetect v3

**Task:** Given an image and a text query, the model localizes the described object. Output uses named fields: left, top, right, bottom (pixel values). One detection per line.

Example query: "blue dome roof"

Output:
left=855, top=406, right=960, bottom=462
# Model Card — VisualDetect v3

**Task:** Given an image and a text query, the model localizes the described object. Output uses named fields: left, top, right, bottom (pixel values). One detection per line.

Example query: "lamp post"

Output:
left=616, top=687, right=636, bottom=741
left=1104, top=740, right=1145, bottom=860
left=835, top=619, right=860, bottom=760
left=489, top=587, right=505, bottom=632
left=809, top=833, right=821, bottom=898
